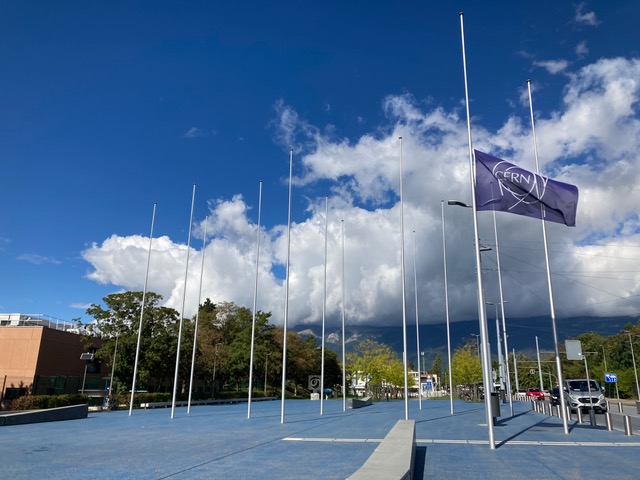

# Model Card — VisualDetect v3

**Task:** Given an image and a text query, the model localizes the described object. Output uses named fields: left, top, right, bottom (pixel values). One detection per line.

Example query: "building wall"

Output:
left=0, top=327, right=104, bottom=400
left=0, top=327, right=43, bottom=395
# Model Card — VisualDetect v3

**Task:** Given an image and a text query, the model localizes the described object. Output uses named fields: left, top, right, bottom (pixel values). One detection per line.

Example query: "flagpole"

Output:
left=320, top=197, right=328, bottom=416
left=527, top=79, right=569, bottom=434
left=171, top=184, right=196, bottom=419
left=248, top=181, right=263, bottom=419
left=492, top=210, right=513, bottom=417
left=399, top=136, right=409, bottom=421
left=441, top=200, right=454, bottom=415
left=188, top=215, right=208, bottom=414
left=459, top=12, right=495, bottom=449
left=341, top=219, right=346, bottom=412
left=129, top=202, right=156, bottom=416
left=413, top=231, right=422, bottom=410
left=281, top=149, right=293, bottom=424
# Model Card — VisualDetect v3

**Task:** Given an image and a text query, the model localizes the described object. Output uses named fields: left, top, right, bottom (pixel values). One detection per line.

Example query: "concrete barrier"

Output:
left=347, top=419, right=415, bottom=480
left=350, top=397, right=372, bottom=408
left=348, top=396, right=372, bottom=409
left=0, top=404, right=88, bottom=427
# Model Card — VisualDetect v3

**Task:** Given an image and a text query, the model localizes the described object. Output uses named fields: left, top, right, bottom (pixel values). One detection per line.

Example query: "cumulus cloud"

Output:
left=83, top=56, right=640, bottom=326
left=575, top=41, right=589, bottom=57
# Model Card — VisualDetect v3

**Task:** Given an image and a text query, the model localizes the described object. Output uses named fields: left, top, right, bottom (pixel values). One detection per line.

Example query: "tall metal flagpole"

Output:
left=413, top=231, right=422, bottom=410
left=399, top=136, right=409, bottom=420
left=129, top=202, right=156, bottom=416
left=248, top=181, right=263, bottom=419
left=320, top=197, right=328, bottom=416
left=188, top=215, right=208, bottom=414
left=171, top=184, right=196, bottom=419
left=527, top=80, right=569, bottom=434
left=441, top=201, right=454, bottom=415
left=492, top=210, right=513, bottom=416
left=281, top=149, right=293, bottom=424
left=459, top=12, right=495, bottom=448
left=341, top=219, right=347, bottom=412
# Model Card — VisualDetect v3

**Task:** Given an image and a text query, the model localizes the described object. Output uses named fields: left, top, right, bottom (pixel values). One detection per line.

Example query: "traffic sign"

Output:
left=605, top=373, right=617, bottom=383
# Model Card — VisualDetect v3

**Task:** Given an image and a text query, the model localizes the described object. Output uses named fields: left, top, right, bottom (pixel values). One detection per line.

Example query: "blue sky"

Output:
left=1, top=1, right=640, bottom=329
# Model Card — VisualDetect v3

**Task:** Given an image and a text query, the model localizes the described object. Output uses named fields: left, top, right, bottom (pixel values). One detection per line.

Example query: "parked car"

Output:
left=564, top=379, right=607, bottom=413
left=526, top=387, right=545, bottom=400
left=550, top=386, right=561, bottom=406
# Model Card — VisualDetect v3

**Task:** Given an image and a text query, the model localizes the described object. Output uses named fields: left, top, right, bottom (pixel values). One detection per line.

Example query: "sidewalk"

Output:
left=0, top=398, right=638, bottom=479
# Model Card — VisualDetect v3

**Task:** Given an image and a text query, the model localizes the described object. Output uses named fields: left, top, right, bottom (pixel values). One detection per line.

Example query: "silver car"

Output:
left=564, top=379, right=607, bottom=413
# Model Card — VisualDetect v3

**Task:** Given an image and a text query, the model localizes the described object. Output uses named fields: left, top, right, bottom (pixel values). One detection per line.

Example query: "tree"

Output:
left=347, top=339, right=412, bottom=398
left=431, top=354, right=443, bottom=384
left=451, top=340, right=482, bottom=387
left=84, top=292, right=184, bottom=393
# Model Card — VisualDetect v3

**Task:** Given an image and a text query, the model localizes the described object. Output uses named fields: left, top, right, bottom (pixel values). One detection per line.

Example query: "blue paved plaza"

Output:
left=1, top=399, right=639, bottom=479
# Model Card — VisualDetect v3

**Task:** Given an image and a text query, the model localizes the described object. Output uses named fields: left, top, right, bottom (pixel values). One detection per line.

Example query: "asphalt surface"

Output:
left=1, top=398, right=639, bottom=479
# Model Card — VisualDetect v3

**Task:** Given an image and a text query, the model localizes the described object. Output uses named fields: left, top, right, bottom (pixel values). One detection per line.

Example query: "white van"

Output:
left=564, top=378, right=607, bottom=413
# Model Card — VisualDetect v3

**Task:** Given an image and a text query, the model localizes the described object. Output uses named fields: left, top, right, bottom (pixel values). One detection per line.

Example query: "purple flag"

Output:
left=474, top=150, right=579, bottom=227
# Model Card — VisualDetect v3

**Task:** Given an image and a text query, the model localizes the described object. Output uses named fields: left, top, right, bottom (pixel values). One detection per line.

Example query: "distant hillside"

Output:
left=295, top=315, right=638, bottom=368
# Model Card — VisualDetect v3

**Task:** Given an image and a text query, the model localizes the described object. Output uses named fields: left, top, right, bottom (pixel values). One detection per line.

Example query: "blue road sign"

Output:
left=605, top=373, right=617, bottom=383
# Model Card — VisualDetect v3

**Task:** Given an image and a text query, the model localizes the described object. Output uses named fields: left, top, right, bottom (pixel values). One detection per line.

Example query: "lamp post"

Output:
left=79, top=352, right=94, bottom=394
left=601, top=344, right=608, bottom=398
left=486, top=302, right=503, bottom=390
left=212, top=343, right=222, bottom=395
left=264, top=352, right=271, bottom=397
left=625, top=332, right=640, bottom=400
left=108, top=334, right=119, bottom=409
left=535, top=336, right=544, bottom=392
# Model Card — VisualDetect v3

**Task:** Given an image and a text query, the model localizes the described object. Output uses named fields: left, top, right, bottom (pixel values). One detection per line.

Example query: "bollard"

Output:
left=556, top=405, right=562, bottom=418
left=548, top=403, right=554, bottom=417
left=589, top=408, right=597, bottom=427
left=577, top=408, right=583, bottom=424
left=605, top=412, right=612, bottom=431
left=624, top=415, right=633, bottom=436
left=618, top=401, right=624, bottom=413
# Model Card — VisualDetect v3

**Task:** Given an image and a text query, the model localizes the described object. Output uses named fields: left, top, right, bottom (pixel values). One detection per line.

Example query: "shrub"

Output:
left=13, top=394, right=89, bottom=411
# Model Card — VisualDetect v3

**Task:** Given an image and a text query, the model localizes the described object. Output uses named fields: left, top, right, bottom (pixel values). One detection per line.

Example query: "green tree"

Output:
left=431, top=354, right=443, bottom=384
left=451, top=340, right=482, bottom=387
left=347, top=339, right=412, bottom=398
left=84, top=291, right=184, bottom=393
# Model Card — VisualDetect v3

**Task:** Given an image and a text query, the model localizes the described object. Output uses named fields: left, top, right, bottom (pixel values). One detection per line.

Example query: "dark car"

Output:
left=550, top=386, right=560, bottom=406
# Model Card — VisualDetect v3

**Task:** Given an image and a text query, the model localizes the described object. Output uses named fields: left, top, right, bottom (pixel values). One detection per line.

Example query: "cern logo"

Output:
left=308, top=375, right=321, bottom=390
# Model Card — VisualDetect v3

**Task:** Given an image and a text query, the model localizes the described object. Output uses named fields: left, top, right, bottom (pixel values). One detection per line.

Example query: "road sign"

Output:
left=529, top=369, right=536, bottom=375
left=605, top=373, right=617, bottom=383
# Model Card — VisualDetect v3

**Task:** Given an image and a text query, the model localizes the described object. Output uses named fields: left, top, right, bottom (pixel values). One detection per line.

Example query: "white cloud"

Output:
left=18, top=254, right=61, bottom=265
left=575, top=41, right=589, bottom=57
left=534, top=59, right=570, bottom=75
left=83, top=55, right=640, bottom=327
left=182, top=127, right=216, bottom=138
left=574, top=3, right=600, bottom=27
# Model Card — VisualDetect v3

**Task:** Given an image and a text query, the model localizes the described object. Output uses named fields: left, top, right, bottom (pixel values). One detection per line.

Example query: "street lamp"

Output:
left=79, top=352, right=94, bottom=394
left=624, top=332, right=640, bottom=401
left=486, top=302, right=504, bottom=394
left=213, top=343, right=222, bottom=395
